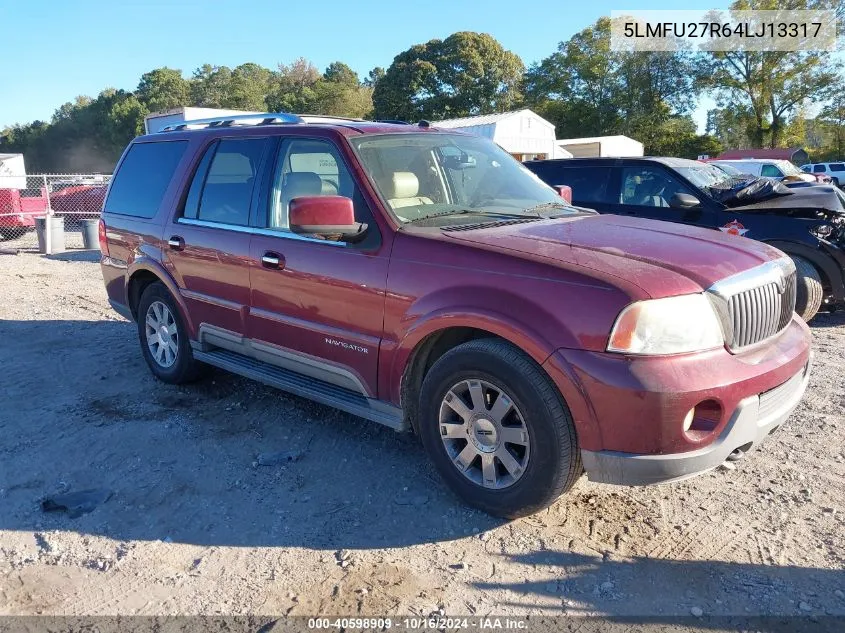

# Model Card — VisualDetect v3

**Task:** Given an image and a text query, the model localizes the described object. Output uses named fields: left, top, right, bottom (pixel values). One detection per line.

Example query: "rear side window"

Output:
left=813, top=165, right=827, bottom=172
left=528, top=163, right=614, bottom=204
left=105, top=141, right=187, bottom=217
left=830, top=163, right=845, bottom=171
left=182, top=138, right=268, bottom=226
left=761, top=164, right=783, bottom=178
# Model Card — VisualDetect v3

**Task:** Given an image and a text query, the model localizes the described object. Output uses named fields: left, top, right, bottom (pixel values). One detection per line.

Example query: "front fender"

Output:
left=385, top=304, right=566, bottom=405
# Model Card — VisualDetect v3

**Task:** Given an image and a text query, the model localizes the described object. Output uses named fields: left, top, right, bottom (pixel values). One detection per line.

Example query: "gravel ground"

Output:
left=0, top=249, right=843, bottom=622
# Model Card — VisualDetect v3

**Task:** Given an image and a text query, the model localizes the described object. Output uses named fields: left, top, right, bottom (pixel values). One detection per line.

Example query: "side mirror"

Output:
left=554, top=185, right=572, bottom=204
left=289, top=196, right=366, bottom=240
left=669, top=192, right=701, bottom=209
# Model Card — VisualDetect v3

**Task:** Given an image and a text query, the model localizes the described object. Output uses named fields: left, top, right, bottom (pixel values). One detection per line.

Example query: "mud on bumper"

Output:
left=581, top=359, right=812, bottom=486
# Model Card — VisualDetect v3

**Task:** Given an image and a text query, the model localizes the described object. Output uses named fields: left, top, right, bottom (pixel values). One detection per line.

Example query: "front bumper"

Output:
left=580, top=359, right=811, bottom=485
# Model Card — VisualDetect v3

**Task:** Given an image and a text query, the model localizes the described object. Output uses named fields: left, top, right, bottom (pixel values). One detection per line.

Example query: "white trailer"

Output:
left=0, top=153, right=26, bottom=189
left=144, top=107, right=261, bottom=135
left=555, top=135, right=644, bottom=158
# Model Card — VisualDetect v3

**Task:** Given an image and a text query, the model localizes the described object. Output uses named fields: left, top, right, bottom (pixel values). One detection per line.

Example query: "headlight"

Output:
left=607, top=294, right=724, bottom=355
left=810, top=224, right=834, bottom=239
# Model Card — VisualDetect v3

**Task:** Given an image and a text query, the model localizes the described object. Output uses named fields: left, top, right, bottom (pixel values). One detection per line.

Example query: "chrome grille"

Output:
left=708, top=258, right=797, bottom=353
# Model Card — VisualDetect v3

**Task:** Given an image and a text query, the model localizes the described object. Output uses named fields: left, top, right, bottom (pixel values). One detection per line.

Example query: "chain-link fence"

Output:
left=0, top=173, right=111, bottom=253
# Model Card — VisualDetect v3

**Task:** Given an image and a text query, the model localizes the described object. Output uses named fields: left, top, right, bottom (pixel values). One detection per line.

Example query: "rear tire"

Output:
left=791, top=256, right=823, bottom=322
left=418, top=338, right=581, bottom=518
left=137, top=282, right=206, bottom=384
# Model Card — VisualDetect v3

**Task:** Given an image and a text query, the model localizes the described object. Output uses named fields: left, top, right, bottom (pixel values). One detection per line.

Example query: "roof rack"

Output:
left=158, top=112, right=409, bottom=133
left=160, top=112, right=304, bottom=132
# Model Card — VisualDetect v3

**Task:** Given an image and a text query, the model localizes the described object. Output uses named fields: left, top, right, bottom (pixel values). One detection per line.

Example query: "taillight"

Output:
left=98, top=218, right=109, bottom=257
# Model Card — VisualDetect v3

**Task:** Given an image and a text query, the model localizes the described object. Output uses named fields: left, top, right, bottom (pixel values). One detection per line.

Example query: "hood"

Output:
left=729, top=185, right=845, bottom=217
left=441, top=214, right=785, bottom=298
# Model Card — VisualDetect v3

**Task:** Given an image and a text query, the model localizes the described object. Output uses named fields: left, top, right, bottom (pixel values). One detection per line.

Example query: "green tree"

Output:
left=363, top=67, right=385, bottom=88
left=190, top=65, right=234, bottom=108
left=323, top=62, right=359, bottom=87
left=267, top=58, right=321, bottom=113
left=372, top=32, right=523, bottom=121
left=818, top=91, right=845, bottom=158
left=697, top=0, right=841, bottom=147
left=226, top=63, right=273, bottom=110
left=706, top=106, right=758, bottom=149
left=136, top=67, right=190, bottom=113
left=525, top=17, right=699, bottom=144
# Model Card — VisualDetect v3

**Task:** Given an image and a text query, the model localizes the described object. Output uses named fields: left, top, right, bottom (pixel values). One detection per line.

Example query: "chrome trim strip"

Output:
left=176, top=217, right=347, bottom=247
left=177, top=218, right=252, bottom=234
left=708, top=257, right=795, bottom=299
left=250, top=340, right=369, bottom=396
left=181, top=288, right=244, bottom=311
left=196, top=322, right=369, bottom=396
left=249, top=307, right=380, bottom=348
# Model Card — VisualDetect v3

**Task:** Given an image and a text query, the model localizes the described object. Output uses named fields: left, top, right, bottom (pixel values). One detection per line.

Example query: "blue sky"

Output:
left=0, top=0, right=728, bottom=131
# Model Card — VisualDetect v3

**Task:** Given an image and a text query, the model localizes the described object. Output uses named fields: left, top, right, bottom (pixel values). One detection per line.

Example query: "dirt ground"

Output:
left=1, top=248, right=844, bottom=622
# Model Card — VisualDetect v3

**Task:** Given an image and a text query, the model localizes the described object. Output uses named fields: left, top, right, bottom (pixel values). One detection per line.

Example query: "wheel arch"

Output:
left=394, top=314, right=563, bottom=435
left=125, top=258, right=195, bottom=336
left=763, top=240, right=843, bottom=300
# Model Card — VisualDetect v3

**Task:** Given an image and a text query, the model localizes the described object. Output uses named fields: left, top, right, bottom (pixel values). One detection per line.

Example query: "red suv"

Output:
left=99, top=114, right=812, bottom=517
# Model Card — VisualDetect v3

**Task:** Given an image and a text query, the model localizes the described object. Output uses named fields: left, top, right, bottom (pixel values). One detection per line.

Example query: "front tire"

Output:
left=418, top=338, right=581, bottom=518
left=791, top=256, right=823, bottom=322
left=137, top=282, right=206, bottom=384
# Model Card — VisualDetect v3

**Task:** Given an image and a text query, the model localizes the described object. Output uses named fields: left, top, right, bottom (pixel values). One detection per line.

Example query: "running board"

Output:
left=193, top=349, right=406, bottom=431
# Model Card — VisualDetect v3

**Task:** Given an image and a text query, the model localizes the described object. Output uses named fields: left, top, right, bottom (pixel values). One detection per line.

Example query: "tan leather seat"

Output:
left=387, top=172, right=433, bottom=209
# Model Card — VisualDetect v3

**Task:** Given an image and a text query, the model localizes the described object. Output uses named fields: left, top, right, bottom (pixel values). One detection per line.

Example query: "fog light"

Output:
left=684, top=400, right=723, bottom=441
left=683, top=408, right=695, bottom=432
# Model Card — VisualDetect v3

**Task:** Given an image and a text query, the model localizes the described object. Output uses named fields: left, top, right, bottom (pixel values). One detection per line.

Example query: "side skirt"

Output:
left=192, top=348, right=407, bottom=432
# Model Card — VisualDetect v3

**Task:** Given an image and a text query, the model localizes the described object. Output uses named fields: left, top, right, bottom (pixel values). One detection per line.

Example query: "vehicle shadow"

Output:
left=0, top=318, right=501, bottom=551
left=44, top=250, right=99, bottom=262
left=809, top=310, right=845, bottom=329
left=473, top=550, right=845, bottom=623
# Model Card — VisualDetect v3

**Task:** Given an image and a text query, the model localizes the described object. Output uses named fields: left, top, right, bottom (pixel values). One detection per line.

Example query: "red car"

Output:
left=49, top=184, right=107, bottom=222
left=99, top=114, right=812, bottom=517
left=0, top=188, right=46, bottom=239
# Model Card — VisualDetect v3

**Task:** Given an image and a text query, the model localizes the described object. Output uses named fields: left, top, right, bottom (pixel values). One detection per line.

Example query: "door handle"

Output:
left=261, top=251, right=284, bottom=269
left=168, top=235, right=185, bottom=250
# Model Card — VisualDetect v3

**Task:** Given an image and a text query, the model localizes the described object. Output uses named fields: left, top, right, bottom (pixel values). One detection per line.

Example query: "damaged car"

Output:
left=526, top=156, right=845, bottom=321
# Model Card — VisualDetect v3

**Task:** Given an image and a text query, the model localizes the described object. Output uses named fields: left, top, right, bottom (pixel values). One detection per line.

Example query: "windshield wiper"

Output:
left=406, top=209, right=531, bottom=224
left=522, top=201, right=579, bottom=218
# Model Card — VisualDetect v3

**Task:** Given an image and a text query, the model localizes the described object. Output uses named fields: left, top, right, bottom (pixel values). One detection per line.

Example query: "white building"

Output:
left=432, top=109, right=570, bottom=161
left=144, top=107, right=262, bottom=134
left=555, top=135, right=643, bottom=158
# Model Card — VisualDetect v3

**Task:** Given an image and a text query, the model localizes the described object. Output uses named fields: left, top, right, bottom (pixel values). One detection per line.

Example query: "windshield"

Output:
left=776, top=160, right=804, bottom=177
left=712, top=162, right=743, bottom=176
left=349, top=133, right=574, bottom=224
left=674, top=162, right=737, bottom=189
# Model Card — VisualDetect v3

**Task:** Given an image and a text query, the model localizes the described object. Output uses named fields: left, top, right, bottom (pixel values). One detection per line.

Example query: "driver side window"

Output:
left=264, top=138, right=380, bottom=248
left=620, top=167, right=690, bottom=208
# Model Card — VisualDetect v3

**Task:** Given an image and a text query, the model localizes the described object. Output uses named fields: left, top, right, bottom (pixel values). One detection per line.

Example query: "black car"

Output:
left=525, top=157, right=845, bottom=321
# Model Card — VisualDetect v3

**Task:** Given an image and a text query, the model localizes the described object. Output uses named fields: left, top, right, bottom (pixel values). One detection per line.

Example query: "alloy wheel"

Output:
left=438, top=379, right=530, bottom=489
left=145, top=300, right=178, bottom=368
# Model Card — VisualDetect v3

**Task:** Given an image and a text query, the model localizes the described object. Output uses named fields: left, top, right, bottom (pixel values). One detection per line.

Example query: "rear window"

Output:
left=104, top=141, right=187, bottom=217
left=527, top=163, right=614, bottom=204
